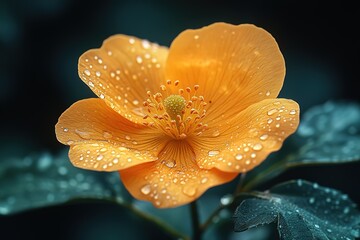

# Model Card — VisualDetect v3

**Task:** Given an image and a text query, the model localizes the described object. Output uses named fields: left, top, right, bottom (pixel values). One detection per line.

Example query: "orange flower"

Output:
left=55, top=23, right=299, bottom=208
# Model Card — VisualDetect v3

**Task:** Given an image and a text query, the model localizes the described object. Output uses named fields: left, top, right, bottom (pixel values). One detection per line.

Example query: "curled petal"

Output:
left=193, top=99, right=300, bottom=172
left=55, top=99, right=169, bottom=171
left=120, top=140, right=237, bottom=208
left=78, top=35, right=168, bottom=123
left=166, top=22, right=285, bottom=123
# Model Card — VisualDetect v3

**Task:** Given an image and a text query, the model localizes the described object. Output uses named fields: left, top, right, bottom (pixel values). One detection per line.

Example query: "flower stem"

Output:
left=190, top=201, right=201, bottom=240
left=119, top=201, right=189, bottom=240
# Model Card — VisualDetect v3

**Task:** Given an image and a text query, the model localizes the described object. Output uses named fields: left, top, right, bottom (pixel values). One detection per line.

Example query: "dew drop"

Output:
left=182, top=186, right=196, bottom=197
left=75, top=129, right=91, bottom=139
left=132, top=99, right=139, bottom=105
left=164, top=160, right=175, bottom=168
left=267, top=109, right=277, bottom=116
left=212, top=130, right=220, bottom=137
left=141, top=40, right=150, bottom=49
left=125, top=135, right=131, bottom=140
left=63, top=128, right=68, bottom=132
left=220, top=194, right=233, bottom=206
left=136, top=56, right=143, bottom=64
left=253, top=143, right=263, bottom=151
left=245, top=160, right=251, bottom=165
left=314, top=224, right=320, bottom=229
left=343, top=207, right=350, bottom=214
left=66, top=140, right=74, bottom=145
left=96, top=155, right=104, bottom=161
left=88, top=81, right=94, bottom=87
left=129, top=38, right=135, bottom=44
left=194, top=35, right=199, bottom=40
left=260, top=134, right=269, bottom=140
left=112, top=158, right=119, bottom=164
left=84, top=69, right=91, bottom=76
left=309, top=197, right=315, bottom=204
left=289, top=109, right=296, bottom=115
left=95, top=71, right=101, bottom=77
left=267, top=118, right=273, bottom=124
left=201, top=177, right=208, bottom=184
left=208, top=150, right=220, bottom=156
left=103, top=131, right=113, bottom=139
left=141, top=184, right=151, bottom=195
left=265, top=90, right=271, bottom=96
left=235, top=154, right=243, bottom=160
left=99, top=94, right=105, bottom=99
left=250, top=153, right=256, bottom=158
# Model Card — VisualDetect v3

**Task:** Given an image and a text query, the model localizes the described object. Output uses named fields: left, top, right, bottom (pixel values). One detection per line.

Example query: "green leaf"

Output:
left=289, top=101, right=360, bottom=166
left=234, top=180, right=360, bottom=240
left=0, top=150, right=127, bottom=215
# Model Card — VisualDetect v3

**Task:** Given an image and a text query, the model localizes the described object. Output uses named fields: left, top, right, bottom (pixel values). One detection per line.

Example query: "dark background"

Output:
left=1, top=0, right=359, bottom=239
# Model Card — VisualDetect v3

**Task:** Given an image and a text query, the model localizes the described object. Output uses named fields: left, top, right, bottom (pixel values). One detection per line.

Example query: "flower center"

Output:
left=163, top=95, right=186, bottom=120
left=142, top=80, right=209, bottom=139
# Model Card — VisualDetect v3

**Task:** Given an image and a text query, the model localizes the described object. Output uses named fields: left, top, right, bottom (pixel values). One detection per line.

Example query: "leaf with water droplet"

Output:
left=290, top=101, right=360, bottom=166
left=0, top=150, right=129, bottom=215
left=234, top=180, right=360, bottom=240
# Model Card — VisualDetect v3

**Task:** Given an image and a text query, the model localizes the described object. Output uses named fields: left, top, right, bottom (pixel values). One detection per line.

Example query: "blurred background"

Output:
left=0, top=0, right=359, bottom=239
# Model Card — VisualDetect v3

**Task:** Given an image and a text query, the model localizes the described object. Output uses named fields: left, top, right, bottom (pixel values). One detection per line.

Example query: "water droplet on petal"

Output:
left=260, top=134, right=269, bottom=140
left=267, top=109, right=277, bottom=116
left=164, top=160, right=175, bottom=168
left=265, top=90, right=271, bottom=96
left=201, top=177, right=208, bottom=184
left=95, top=71, right=101, bottom=77
left=136, top=56, right=143, bottom=64
left=235, top=154, right=243, bottom=160
left=289, top=109, right=296, bottom=115
left=141, top=184, right=151, bottom=195
left=75, top=129, right=91, bottom=139
left=125, top=135, right=131, bottom=140
left=132, top=99, right=139, bottom=105
left=208, top=150, right=220, bottom=156
left=99, top=94, right=105, bottom=99
left=63, top=128, right=68, bottom=132
left=96, top=155, right=104, bottom=161
left=103, top=131, right=113, bottom=139
left=309, top=197, right=315, bottom=204
left=141, top=40, right=150, bottom=49
left=253, top=143, right=263, bottom=150
left=212, top=130, right=220, bottom=137
left=84, top=69, right=91, bottom=76
left=182, top=186, right=197, bottom=197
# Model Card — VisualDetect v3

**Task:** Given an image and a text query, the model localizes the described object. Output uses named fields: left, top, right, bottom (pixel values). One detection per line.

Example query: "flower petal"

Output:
left=78, top=35, right=168, bottom=124
left=192, top=99, right=299, bottom=172
left=166, top=23, right=285, bottom=122
left=120, top=140, right=237, bottom=208
left=55, top=98, right=169, bottom=171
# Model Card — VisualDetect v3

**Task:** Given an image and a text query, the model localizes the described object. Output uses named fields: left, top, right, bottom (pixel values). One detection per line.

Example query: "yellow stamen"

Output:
left=143, top=83, right=210, bottom=139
